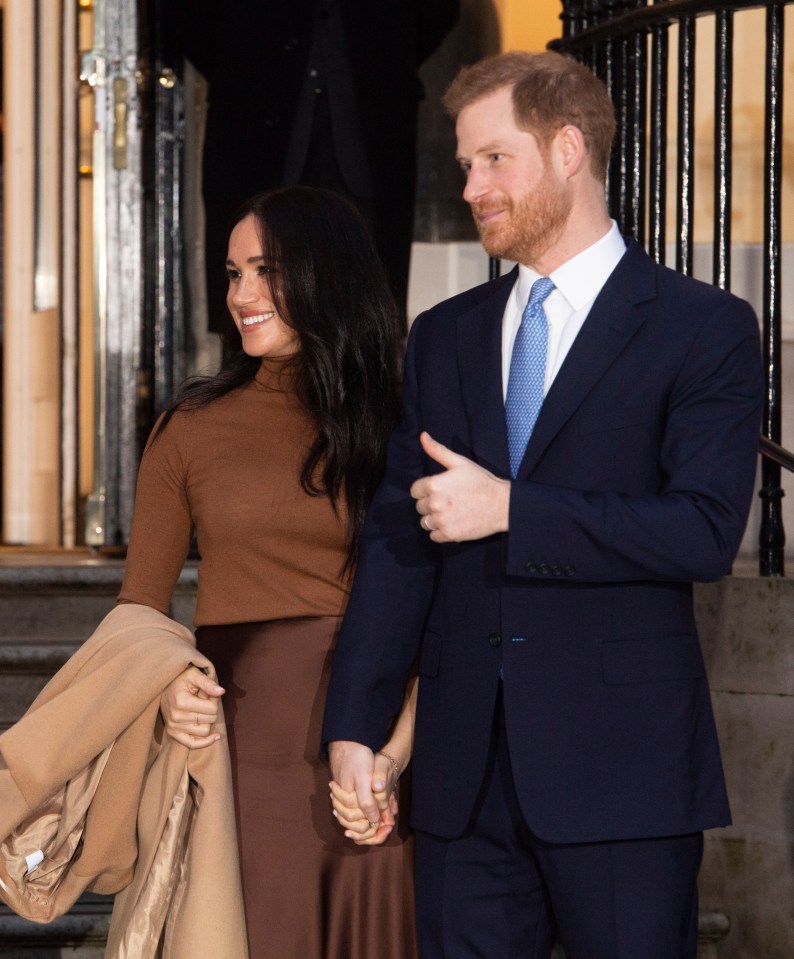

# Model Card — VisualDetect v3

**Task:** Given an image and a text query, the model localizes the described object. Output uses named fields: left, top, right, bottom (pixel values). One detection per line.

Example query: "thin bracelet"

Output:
left=377, top=750, right=400, bottom=776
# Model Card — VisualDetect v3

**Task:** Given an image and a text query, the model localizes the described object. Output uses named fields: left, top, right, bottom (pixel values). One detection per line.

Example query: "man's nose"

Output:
left=462, top=167, right=488, bottom=204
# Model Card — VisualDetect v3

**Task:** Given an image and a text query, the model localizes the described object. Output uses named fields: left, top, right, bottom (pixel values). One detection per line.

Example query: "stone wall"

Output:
left=696, top=569, right=794, bottom=958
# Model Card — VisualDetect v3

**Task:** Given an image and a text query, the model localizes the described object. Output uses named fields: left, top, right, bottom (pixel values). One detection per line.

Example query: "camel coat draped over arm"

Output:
left=0, top=603, right=248, bottom=959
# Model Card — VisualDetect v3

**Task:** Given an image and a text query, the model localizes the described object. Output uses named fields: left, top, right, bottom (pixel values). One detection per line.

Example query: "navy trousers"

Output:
left=414, top=691, right=703, bottom=959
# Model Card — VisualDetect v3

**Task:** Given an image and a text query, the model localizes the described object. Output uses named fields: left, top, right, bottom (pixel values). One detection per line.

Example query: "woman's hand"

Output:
left=160, top=665, right=225, bottom=749
left=331, top=676, right=415, bottom=845
left=329, top=752, right=401, bottom=846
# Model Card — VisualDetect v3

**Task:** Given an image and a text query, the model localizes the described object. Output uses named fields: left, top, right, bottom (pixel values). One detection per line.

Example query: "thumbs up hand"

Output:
left=410, top=432, right=511, bottom=543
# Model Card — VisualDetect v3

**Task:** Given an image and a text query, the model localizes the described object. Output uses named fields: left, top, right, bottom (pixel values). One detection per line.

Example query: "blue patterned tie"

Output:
left=505, top=277, right=555, bottom=478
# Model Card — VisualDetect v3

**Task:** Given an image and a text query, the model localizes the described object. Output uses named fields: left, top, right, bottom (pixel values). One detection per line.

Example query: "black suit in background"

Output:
left=166, top=0, right=459, bottom=331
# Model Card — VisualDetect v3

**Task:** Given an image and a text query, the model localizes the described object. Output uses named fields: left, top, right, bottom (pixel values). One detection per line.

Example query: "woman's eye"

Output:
left=225, top=268, right=241, bottom=281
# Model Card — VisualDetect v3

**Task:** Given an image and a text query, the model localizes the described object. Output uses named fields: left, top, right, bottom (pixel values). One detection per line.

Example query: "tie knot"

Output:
left=528, top=277, right=555, bottom=308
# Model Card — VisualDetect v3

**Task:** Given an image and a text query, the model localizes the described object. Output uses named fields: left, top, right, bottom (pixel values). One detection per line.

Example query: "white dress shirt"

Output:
left=501, top=221, right=628, bottom=400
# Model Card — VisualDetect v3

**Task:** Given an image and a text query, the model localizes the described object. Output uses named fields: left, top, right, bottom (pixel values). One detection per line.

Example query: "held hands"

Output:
left=329, top=752, right=400, bottom=846
left=328, top=741, right=399, bottom=846
left=160, top=665, right=225, bottom=749
left=329, top=677, right=416, bottom=845
left=411, top=432, right=511, bottom=543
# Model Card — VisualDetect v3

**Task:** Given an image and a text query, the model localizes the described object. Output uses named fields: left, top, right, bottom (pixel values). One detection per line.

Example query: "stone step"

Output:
left=0, top=567, right=122, bottom=644
left=0, top=555, right=197, bottom=646
left=0, top=643, right=77, bottom=733
left=0, top=897, right=112, bottom=957
left=0, top=554, right=197, bottom=733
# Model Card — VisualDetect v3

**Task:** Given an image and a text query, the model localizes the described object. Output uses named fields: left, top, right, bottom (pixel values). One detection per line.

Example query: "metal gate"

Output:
left=81, top=0, right=183, bottom=547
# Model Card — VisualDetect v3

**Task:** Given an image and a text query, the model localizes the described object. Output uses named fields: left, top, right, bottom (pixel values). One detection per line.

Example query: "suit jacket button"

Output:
left=538, top=563, right=550, bottom=575
left=488, top=633, right=502, bottom=647
left=525, top=562, right=537, bottom=574
left=564, top=565, right=576, bottom=577
left=551, top=565, right=562, bottom=577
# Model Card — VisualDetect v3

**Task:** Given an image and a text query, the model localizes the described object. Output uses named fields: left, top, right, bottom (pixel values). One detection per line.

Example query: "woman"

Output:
left=119, top=186, right=416, bottom=957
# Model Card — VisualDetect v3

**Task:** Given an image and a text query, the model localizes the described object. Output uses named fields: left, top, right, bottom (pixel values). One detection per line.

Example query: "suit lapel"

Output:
left=518, top=242, right=659, bottom=478
left=456, top=269, right=516, bottom=477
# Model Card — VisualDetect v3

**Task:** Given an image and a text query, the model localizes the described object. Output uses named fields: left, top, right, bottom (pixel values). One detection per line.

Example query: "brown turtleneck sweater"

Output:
left=119, top=360, right=350, bottom=626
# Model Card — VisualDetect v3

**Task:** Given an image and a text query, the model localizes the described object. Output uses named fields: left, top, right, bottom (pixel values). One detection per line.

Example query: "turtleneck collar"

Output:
left=254, top=354, right=300, bottom=392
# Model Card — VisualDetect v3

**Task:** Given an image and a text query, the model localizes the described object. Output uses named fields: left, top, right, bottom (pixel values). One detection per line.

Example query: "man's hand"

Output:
left=410, top=432, right=510, bottom=542
left=329, top=750, right=400, bottom=846
left=328, top=740, right=381, bottom=828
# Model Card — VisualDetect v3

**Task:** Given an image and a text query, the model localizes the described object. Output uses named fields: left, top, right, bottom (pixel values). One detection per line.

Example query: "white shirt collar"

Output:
left=514, top=220, right=626, bottom=312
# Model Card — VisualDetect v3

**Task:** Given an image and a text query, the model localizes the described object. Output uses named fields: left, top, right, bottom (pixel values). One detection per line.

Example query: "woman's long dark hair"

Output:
left=156, top=186, right=402, bottom=569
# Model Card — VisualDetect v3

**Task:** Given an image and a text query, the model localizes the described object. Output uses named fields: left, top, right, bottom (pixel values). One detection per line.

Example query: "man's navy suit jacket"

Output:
left=322, top=241, right=763, bottom=844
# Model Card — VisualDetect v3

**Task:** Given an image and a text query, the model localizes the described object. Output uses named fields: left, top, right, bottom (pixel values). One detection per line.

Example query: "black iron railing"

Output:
left=551, top=0, right=792, bottom=576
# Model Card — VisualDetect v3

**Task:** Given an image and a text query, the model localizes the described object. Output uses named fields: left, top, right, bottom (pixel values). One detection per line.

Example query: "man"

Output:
left=322, top=52, right=762, bottom=958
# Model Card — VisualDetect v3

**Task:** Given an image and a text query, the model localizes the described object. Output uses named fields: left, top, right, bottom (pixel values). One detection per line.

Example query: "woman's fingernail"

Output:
left=373, top=780, right=384, bottom=790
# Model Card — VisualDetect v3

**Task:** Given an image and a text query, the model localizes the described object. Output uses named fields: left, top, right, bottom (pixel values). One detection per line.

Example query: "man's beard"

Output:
left=472, top=176, right=571, bottom=267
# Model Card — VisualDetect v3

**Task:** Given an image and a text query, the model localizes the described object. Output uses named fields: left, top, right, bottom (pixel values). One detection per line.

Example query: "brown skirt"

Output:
left=196, top=617, right=418, bottom=959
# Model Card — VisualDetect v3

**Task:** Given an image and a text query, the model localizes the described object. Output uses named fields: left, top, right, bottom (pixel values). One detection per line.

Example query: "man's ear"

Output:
left=553, top=124, right=588, bottom=179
